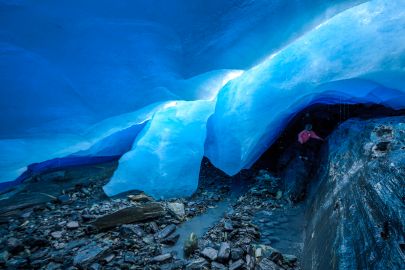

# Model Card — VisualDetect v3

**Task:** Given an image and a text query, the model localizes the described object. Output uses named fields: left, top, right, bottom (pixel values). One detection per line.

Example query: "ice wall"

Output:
left=1, top=0, right=404, bottom=198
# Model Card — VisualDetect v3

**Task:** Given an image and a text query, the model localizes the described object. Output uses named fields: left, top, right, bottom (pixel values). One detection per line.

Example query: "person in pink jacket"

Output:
left=298, top=124, right=324, bottom=144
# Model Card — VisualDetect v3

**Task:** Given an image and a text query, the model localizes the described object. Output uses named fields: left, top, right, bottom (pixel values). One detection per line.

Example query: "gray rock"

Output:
left=211, top=261, right=227, bottom=270
left=155, top=224, right=176, bottom=239
left=229, top=259, right=244, bottom=270
left=73, top=242, right=111, bottom=266
left=161, top=233, right=180, bottom=246
left=120, top=224, right=144, bottom=237
left=167, top=202, right=186, bottom=219
left=151, top=253, right=172, bottom=262
left=231, top=248, right=244, bottom=261
left=66, top=221, right=79, bottom=229
left=201, top=247, right=218, bottom=261
left=217, top=242, right=230, bottom=262
left=186, top=258, right=209, bottom=270
left=223, top=219, right=233, bottom=231
left=256, top=258, right=282, bottom=270
left=51, top=231, right=63, bottom=239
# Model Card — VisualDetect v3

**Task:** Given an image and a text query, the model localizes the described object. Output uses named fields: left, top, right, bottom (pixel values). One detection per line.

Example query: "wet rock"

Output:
left=51, top=231, right=63, bottom=239
left=90, top=263, right=101, bottom=270
left=57, top=194, right=71, bottom=204
left=0, top=250, right=9, bottom=264
left=201, top=247, right=218, bottom=261
left=6, top=237, right=24, bottom=254
left=128, top=193, right=153, bottom=203
left=168, top=202, right=186, bottom=219
left=151, top=253, right=172, bottom=263
left=303, top=117, right=405, bottom=270
left=73, top=242, right=111, bottom=266
left=90, top=202, right=165, bottom=230
left=161, top=260, right=186, bottom=270
left=282, top=254, right=297, bottom=265
left=6, top=257, right=28, bottom=268
left=186, top=257, right=209, bottom=270
left=256, top=258, right=282, bottom=270
left=229, top=259, right=244, bottom=270
left=211, top=261, right=227, bottom=270
left=161, top=233, right=180, bottom=246
left=155, top=224, right=176, bottom=239
left=231, top=248, right=244, bottom=261
left=66, top=221, right=79, bottom=229
left=45, top=262, right=62, bottom=270
left=184, top=232, right=198, bottom=258
left=217, top=242, right=230, bottom=262
left=123, top=251, right=137, bottom=263
left=120, top=224, right=144, bottom=237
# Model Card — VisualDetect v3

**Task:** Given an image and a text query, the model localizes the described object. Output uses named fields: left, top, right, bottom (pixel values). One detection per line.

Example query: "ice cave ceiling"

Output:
left=0, top=0, right=404, bottom=198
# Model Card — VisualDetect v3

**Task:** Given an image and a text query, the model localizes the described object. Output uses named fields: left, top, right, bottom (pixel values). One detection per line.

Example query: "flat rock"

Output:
left=256, top=258, right=283, bottom=270
left=66, top=221, right=79, bottom=229
left=217, top=242, right=230, bottom=262
left=73, top=242, right=111, bottom=266
left=186, top=258, right=209, bottom=270
left=155, top=224, right=176, bottom=239
left=167, top=202, right=185, bottom=219
left=90, top=202, right=165, bottom=230
left=229, top=259, right=244, bottom=270
left=201, top=247, right=218, bottom=261
left=151, top=253, right=172, bottom=262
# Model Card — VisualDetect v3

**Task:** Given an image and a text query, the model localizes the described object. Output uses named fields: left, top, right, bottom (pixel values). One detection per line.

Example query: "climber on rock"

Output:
left=298, top=124, right=324, bottom=144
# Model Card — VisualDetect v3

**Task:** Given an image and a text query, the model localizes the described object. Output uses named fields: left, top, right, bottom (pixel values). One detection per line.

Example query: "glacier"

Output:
left=0, top=0, right=404, bottom=198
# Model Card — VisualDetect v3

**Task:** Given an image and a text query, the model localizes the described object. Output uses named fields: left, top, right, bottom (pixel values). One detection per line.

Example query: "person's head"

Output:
left=305, top=124, right=312, bottom=131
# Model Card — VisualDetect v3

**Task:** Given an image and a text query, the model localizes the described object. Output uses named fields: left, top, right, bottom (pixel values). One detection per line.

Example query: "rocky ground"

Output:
left=0, top=155, right=301, bottom=270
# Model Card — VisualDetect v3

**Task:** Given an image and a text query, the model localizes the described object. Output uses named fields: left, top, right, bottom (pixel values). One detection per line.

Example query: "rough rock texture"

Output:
left=303, top=116, right=405, bottom=270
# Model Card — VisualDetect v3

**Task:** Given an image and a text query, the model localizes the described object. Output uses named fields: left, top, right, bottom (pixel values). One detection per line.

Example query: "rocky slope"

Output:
left=303, top=116, right=405, bottom=269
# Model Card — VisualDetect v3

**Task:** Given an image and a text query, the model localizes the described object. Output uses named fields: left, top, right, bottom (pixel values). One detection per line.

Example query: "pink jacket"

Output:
left=298, top=130, right=323, bottom=144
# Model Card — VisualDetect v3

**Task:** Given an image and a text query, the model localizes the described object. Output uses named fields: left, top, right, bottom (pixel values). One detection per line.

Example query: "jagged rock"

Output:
left=51, top=231, right=63, bottom=239
left=184, top=233, right=198, bottom=258
left=90, top=202, right=165, bottom=230
left=231, top=247, right=244, bottom=260
left=186, top=258, right=209, bottom=270
left=128, top=193, right=153, bottom=202
left=282, top=254, right=297, bottom=265
left=201, top=247, right=218, bottom=261
left=256, top=258, right=282, bottom=270
left=303, top=117, right=405, bottom=270
left=155, top=224, right=176, bottom=239
left=73, top=242, right=111, bottom=266
left=211, top=261, right=227, bottom=270
left=217, top=242, right=230, bottom=262
left=167, top=202, right=186, bottom=219
left=120, top=224, right=144, bottom=237
left=229, top=259, right=244, bottom=270
left=66, top=221, right=79, bottom=229
left=161, top=233, right=180, bottom=245
left=151, top=253, right=172, bottom=262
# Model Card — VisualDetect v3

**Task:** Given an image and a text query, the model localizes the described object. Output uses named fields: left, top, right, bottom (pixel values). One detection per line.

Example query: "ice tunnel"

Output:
left=0, top=0, right=405, bottom=199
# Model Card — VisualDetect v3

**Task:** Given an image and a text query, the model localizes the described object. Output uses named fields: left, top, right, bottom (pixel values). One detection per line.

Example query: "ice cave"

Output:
left=0, top=0, right=404, bottom=269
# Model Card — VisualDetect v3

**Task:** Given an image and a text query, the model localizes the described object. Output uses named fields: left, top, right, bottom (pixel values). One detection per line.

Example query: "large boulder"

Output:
left=303, top=116, right=405, bottom=269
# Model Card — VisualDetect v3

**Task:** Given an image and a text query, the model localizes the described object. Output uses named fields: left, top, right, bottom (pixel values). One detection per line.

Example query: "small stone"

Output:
left=151, top=253, right=172, bottom=262
left=255, top=247, right=263, bottom=258
left=217, top=242, right=230, bottom=262
left=229, top=259, right=244, bottom=270
left=66, top=221, right=79, bottom=229
left=155, top=224, right=176, bottom=239
left=0, top=250, right=9, bottom=264
left=73, top=242, right=111, bottom=266
left=57, top=194, right=71, bottom=204
left=123, top=251, right=137, bottom=263
left=120, top=224, right=144, bottom=237
left=51, top=231, right=63, bottom=239
left=45, top=262, right=62, bottom=270
left=275, top=190, right=283, bottom=200
left=167, top=202, right=186, bottom=219
left=89, top=263, right=101, bottom=270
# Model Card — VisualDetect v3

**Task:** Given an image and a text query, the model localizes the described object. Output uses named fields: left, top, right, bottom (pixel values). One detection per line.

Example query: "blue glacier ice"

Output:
left=0, top=0, right=404, bottom=198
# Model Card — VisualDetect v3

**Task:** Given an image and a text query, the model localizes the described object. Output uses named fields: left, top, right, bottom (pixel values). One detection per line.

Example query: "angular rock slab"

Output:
left=90, top=202, right=165, bottom=230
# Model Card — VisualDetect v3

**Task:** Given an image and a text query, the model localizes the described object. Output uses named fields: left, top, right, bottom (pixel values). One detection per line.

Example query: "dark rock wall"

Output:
left=303, top=116, right=405, bottom=270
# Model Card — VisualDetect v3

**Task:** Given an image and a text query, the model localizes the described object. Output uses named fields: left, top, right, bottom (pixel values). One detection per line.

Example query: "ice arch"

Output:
left=0, top=0, right=404, bottom=199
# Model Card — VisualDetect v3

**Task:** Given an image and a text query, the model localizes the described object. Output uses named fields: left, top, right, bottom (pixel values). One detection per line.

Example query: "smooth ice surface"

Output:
left=1, top=0, right=404, bottom=198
